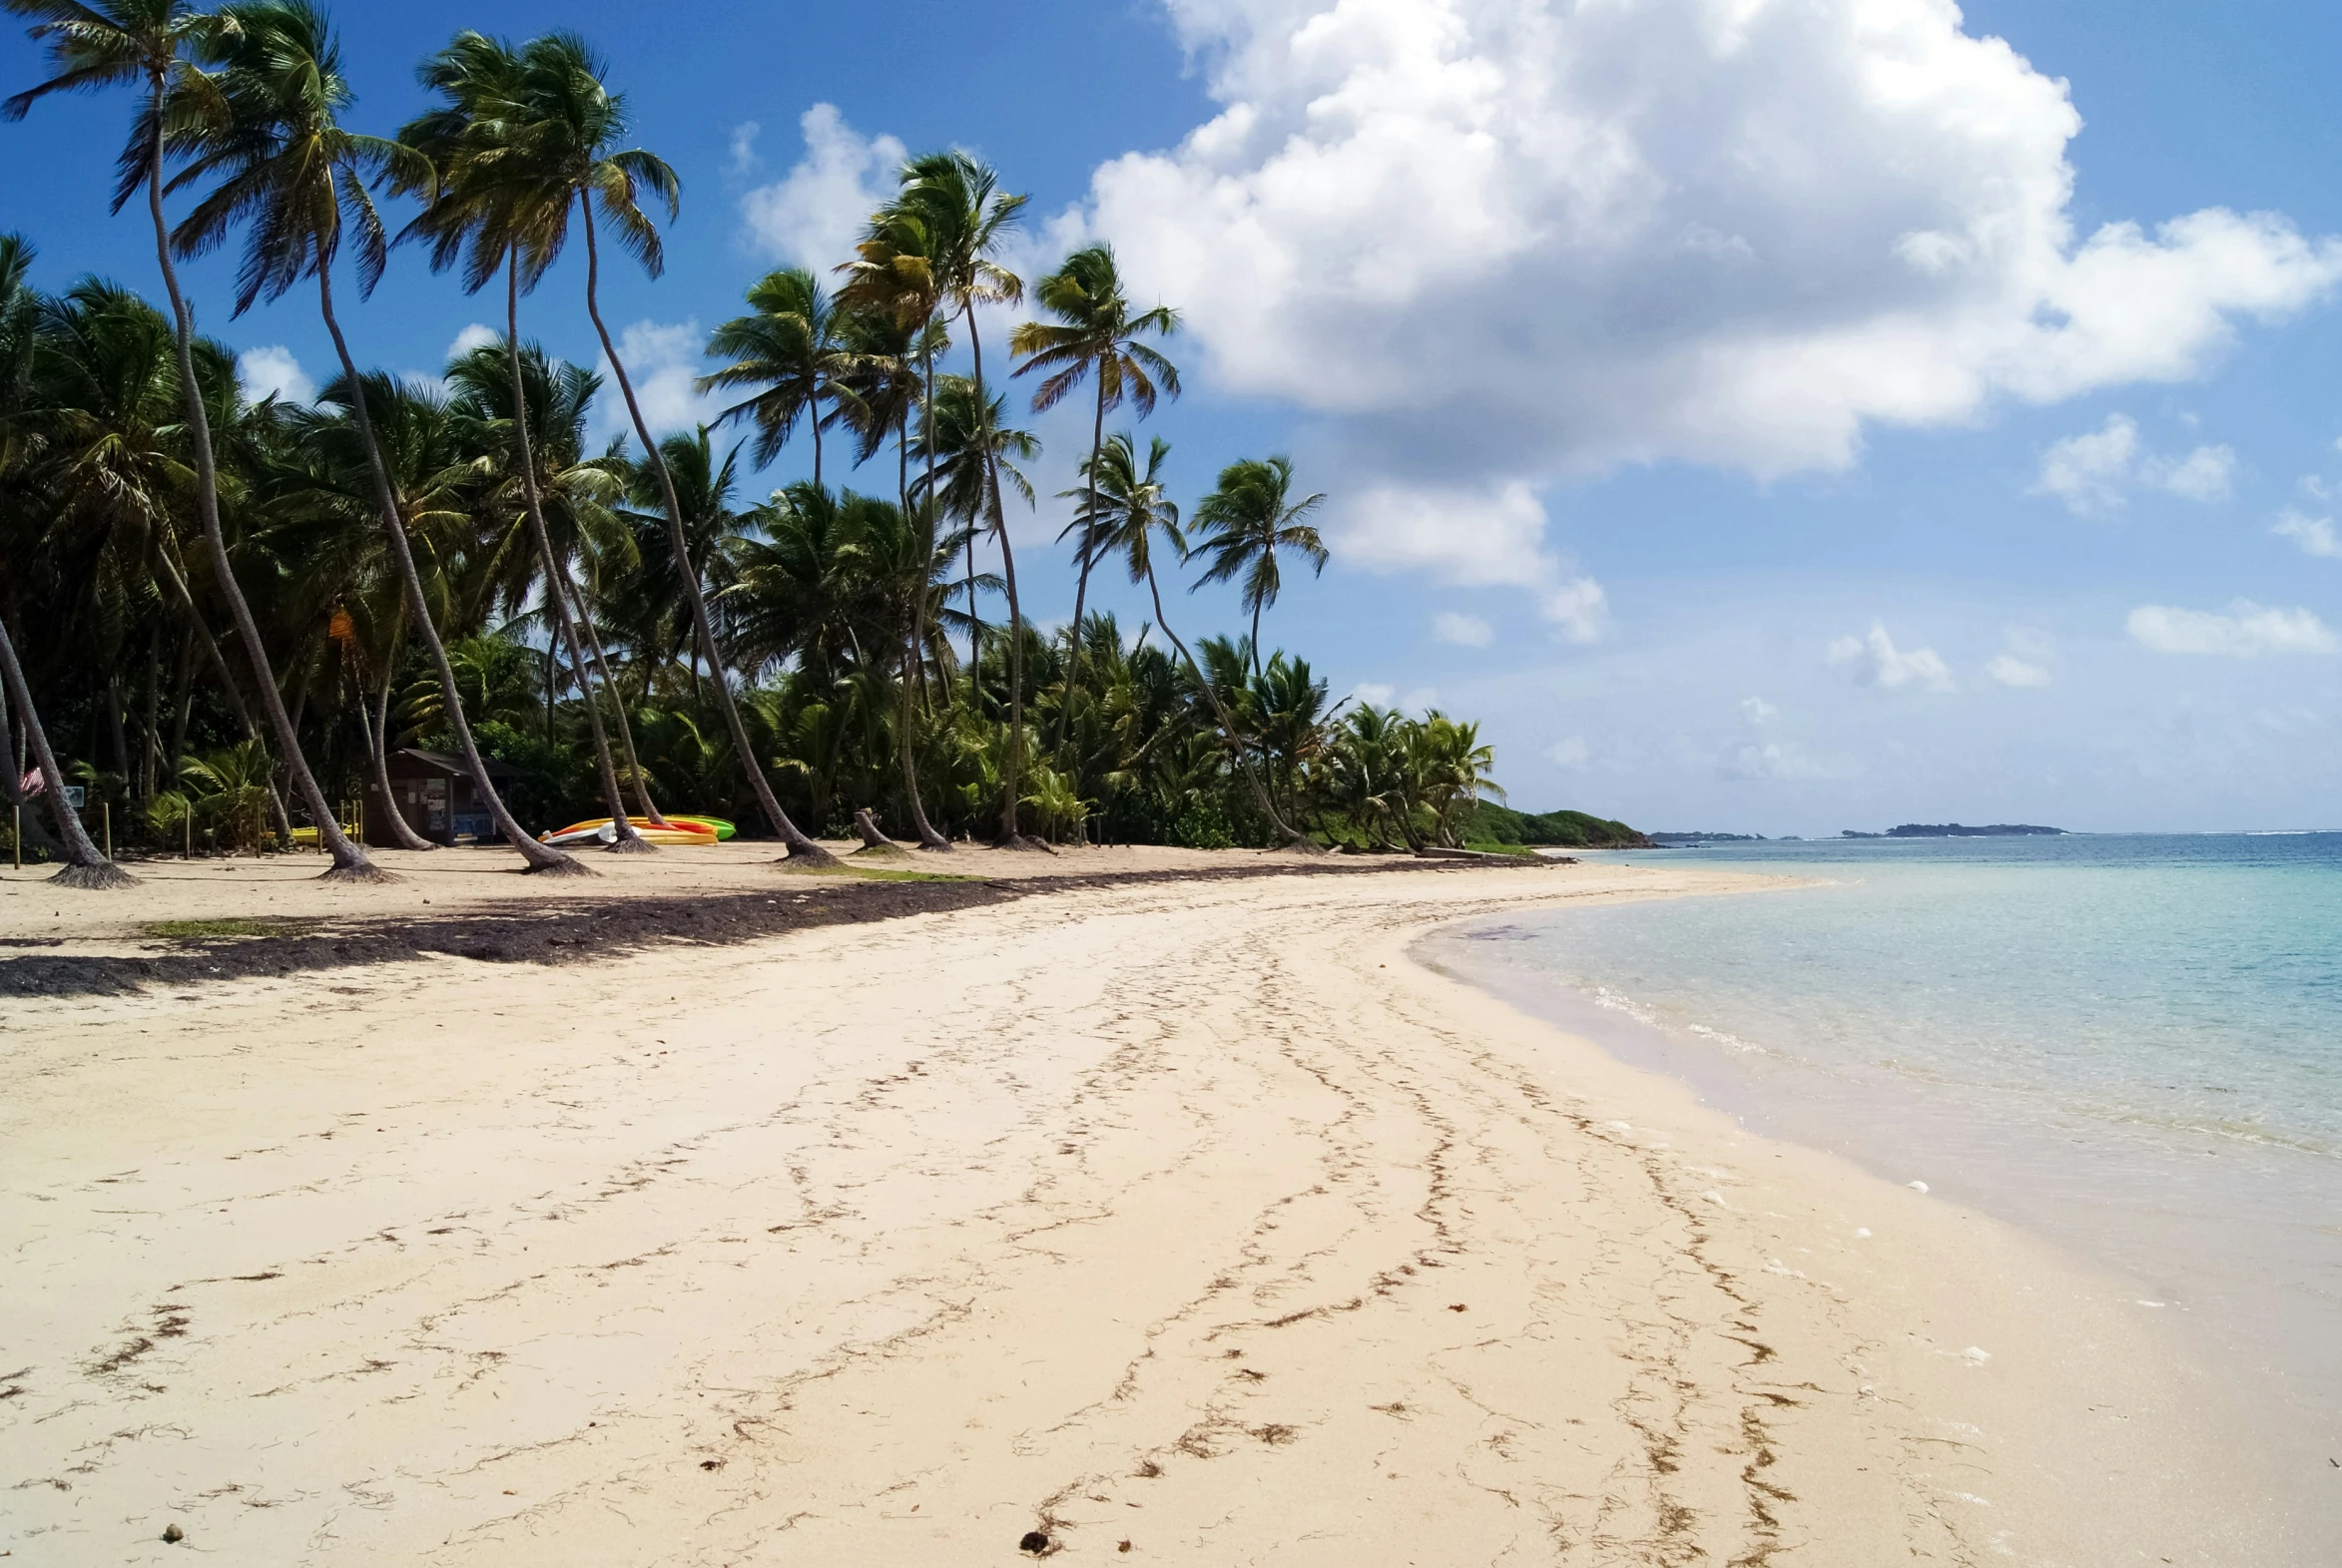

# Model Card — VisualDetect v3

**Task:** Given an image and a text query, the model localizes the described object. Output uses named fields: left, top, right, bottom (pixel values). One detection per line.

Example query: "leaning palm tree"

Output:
left=398, top=28, right=655, bottom=850
left=845, top=151, right=1035, bottom=844
left=1186, top=455, right=1328, bottom=678
left=1077, top=432, right=1314, bottom=851
left=0, top=232, right=133, bottom=886
left=698, top=267, right=855, bottom=489
left=2, top=0, right=386, bottom=878
left=1009, top=244, right=1179, bottom=742
left=169, top=0, right=583, bottom=872
left=489, top=29, right=830, bottom=861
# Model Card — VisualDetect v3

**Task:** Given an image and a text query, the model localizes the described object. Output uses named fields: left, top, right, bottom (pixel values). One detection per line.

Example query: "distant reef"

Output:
left=1467, top=802, right=1651, bottom=849
left=1841, top=822, right=2065, bottom=838
left=1647, top=831, right=1765, bottom=845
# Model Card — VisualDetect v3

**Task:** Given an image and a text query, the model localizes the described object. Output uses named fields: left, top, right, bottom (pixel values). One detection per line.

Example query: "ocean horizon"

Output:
left=1426, top=831, right=2342, bottom=1533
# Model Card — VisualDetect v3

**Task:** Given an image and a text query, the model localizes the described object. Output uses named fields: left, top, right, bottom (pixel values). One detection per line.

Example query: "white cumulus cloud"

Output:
left=1988, top=654, right=2051, bottom=687
left=2273, top=509, right=2342, bottom=557
left=445, top=323, right=498, bottom=361
left=2032, top=413, right=2234, bottom=514
left=1340, top=478, right=1606, bottom=638
left=236, top=344, right=313, bottom=406
left=2127, top=601, right=2339, bottom=657
left=1079, top=0, right=2342, bottom=601
left=1828, top=621, right=1956, bottom=692
left=1546, top=735, right=1590, bottom=770
left=594, top=320, right=720, bottom=445
left=741, top=104, right=907, bottom=273
left=1433, top=611, right=1494, bottom=646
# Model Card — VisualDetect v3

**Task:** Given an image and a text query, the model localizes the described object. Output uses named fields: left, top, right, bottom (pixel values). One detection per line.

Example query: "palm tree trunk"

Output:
left=576, top=602, right=669, bottom=826
left=0, top=612, right=132, bottom=887
left=963, top=304, right=1029, bottom=846
left=578, top=193, right=833, bottom=865
left=142, top=87, right=383, bottom=883
left=811, top=390, right=823, bottom=491
left=364, top=624, right=435, bottom=852
left=1050, top=371, right=1109, bottom=760
left=313, top=265, right=583, bottom=875
left=894, top=405, right=949, bottom=850
left=1250, top=601, right=1265, bottom=679
left=502, top=255, right=648, bottom=854
left=1140, top=564, right=1316, bottom=852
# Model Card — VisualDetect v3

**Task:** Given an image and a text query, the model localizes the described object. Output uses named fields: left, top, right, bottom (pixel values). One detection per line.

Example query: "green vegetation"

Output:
left=0, top=1, right=1595, bottom=879
left=1464, top=801, right=1649, bottom=850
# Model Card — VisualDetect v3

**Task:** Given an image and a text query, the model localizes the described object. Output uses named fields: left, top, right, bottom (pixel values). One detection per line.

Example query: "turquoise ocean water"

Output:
left=1423, top=833, right=2342, bottom=1524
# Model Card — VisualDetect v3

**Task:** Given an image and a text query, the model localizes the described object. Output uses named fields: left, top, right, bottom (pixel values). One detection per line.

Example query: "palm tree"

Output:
left=483, top=31, right=830, bottom=862
left=846, top=150, right=1034, bottom=844
left=2, top=0, right=386, bottom=878
left=1076, top=432, right=1315, bottom=851
left=398, top=28, right=653, bottom=850
left=170, top=0, right=581, bottom=872
left=1009, top=244, right=1179, bottom=742
left=0, top=232, right=134, bottom=885
left=699, top=267, right=855, bottom=489
left=1186, top=455, right=1328, bottom=678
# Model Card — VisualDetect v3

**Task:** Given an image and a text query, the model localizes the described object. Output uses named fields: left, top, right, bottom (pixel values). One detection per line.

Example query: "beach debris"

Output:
left=699, top=1459, right=723, bottom=1471
left=1907, top=1181, right=1930, bottom=1193
left=161, top=1523, right=184, bottom=1544
left=1119, top=1542, right=1133, bottom=1553
left=1448, top=1303, right=1467, bottom=1312
left=1019, top=1530, right=1050, bottom=1553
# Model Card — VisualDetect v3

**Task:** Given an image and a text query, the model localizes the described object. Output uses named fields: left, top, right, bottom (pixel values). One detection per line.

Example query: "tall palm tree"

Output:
left=699, top=267, right=854, bottom=490
left=0, top=231, right=134, bottom=885
left=1075, top=432, right=1313, bottom=850
left=170, top=0, right=582, bottom=872
left=846, top=151, right=1034, bottom=844
left=486, top=31, right=830, bottom=862
left=399, top=28, right=657, bottom=849
left=1010, top=244, right=1179, bottom=743
left=1186, top=455, right=1328, bottom=678
left=2, top=0, right=386, bottom=878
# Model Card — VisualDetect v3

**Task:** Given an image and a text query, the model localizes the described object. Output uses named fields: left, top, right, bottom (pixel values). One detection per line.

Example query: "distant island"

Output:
left=1842, top=823, right=2065, bottom=838
left=1647, top=831, right=1765, bottom=845
left=1467, top=802, right=1652, bottom=849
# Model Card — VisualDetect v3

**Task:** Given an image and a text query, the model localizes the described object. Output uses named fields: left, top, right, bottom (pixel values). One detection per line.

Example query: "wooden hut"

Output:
left=367, top=749, right=521, bottom=847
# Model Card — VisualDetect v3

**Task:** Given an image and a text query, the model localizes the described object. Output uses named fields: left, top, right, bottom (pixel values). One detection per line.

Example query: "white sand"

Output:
left=0, top=855, right=2290, bottom=1563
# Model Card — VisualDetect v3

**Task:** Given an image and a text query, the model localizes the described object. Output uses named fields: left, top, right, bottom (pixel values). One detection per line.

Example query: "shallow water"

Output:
left=1423, top=833, right=2342, bottom=1528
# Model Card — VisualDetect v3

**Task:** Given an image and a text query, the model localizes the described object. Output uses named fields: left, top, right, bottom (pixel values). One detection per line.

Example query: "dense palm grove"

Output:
left=0, top=0, right=1513, bottom=884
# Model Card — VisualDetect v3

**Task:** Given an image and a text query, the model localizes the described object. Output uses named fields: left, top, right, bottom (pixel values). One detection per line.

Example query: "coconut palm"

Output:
left=399, top=29, right=664, bottom=848
left=1009, top=245, right=1179, bottom=743
left=1075, top=432, right=1314, bottom=850
left=699, top=267, right=855, bottom=489
left=166, top=0, right=580, bottom=872
left=845, top=150, right=1035, bottom=843
left=475, top=31, right=829, bottom=861
left=1186, top=455, right=1327, bottom=679
left=2, top=0, right=387, bottom=878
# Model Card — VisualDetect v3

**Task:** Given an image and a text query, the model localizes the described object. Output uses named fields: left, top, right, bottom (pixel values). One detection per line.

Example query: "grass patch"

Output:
left=777, top=863, right=984, bottom=884
left=144, top=916, right=320, bottom=941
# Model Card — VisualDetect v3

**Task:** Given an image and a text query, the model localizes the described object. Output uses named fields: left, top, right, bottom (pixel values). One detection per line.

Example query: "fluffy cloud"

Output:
left=741, top=105, right=906, bottom=272
left=2127, top=601, right=2339, bottom=656
left=1827, top=621, right=1955, bottom=692
left=2031, top=413, right=2234, bottom=514
left=236, top=344, right=313, bottom=406
left=1433, top=611, right=1494, bottom=646
left=446, top=323, right=498, bottom=360
left=593, top=320, right=720, bottom=445
left=2272, top=509, right=2342, bottom=558
left=1545, top=735, right=1590, bottom=770
left=1988, top=654, right=2051, bottom=688
left=1080, top=0, right=2336, bottom=583
left=1339, top=480, right=1606, bottom=636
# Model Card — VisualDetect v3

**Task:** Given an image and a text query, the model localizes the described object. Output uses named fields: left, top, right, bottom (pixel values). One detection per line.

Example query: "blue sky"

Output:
left=6, top=0, right=2340, bottom=833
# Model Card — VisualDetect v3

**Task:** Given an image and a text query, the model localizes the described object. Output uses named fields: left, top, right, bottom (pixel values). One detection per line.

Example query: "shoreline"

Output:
left=0, top=858, right=2291, bottom=1563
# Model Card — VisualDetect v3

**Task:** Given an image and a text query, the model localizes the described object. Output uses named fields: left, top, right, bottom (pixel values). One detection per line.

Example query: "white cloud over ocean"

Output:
left=2033, top=413, right=2235, bottom=515
left=1075, top=0, right=2341, bottom=596
left=2127, top=601, right=2338, bottom=657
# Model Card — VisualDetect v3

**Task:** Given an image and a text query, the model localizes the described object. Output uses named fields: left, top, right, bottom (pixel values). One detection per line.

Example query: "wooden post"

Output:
left=10, top=799, right=17, bottom=871
left=184, top=804, right=191, bottom=860
left=102, top=800, right=111, bottom=859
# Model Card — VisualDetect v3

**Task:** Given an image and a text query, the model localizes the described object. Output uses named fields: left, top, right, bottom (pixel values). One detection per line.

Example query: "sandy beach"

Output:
left=0, top=849, right=2290, bottom=1564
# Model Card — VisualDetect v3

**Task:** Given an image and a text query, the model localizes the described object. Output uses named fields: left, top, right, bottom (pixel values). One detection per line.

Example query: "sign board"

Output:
left=62, top=785, right=86, bottom=809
